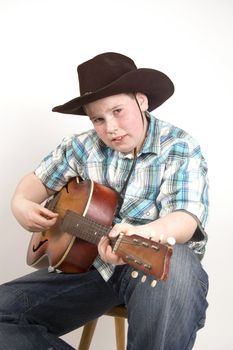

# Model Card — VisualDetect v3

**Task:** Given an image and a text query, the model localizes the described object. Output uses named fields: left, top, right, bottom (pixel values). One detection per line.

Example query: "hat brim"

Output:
left=52, top=68, right=174, bottom=116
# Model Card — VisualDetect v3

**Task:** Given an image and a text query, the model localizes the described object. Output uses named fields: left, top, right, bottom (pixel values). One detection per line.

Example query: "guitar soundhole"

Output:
left=32, top=239, right=48, bottom=252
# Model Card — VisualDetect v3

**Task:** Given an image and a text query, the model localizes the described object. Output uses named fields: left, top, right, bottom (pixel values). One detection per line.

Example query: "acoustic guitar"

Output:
left=27, top=178, right=173, bottom=282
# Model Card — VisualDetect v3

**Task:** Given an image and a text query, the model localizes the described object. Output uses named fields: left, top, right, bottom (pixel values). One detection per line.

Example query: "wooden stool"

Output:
left=77, top=306, right=127, bottom=350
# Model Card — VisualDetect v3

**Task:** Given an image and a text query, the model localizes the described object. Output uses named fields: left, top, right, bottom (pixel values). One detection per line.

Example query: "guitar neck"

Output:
left=61, top=210, right=111, bottom=245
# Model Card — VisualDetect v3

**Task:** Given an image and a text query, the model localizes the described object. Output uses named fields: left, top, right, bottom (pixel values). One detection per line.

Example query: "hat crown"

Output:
left=78, top=52, right=137, bottom=95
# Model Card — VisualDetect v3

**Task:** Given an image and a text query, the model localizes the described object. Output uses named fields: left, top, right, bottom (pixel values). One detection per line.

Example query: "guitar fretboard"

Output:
left=61, top=210, right=112, bottom=245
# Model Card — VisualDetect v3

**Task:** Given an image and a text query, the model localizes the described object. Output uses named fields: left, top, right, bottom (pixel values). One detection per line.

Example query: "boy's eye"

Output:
left=92, top=117, right=104, bottom=124
left=114, top=108, right=122, bottom=114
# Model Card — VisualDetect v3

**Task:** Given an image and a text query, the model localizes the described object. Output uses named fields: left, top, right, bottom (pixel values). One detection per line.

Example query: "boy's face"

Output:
left=85, top=93, right=148, bottom=154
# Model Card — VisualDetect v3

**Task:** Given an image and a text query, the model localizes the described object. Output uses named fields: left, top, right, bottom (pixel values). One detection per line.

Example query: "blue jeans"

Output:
left=0, top=244, right=208, bottom=350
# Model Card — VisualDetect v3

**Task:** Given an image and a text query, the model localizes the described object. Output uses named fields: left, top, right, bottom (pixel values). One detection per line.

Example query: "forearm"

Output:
left=11, top=172, right=54, bottom=206
left=11, top=172, right=58, bottom=232
left=142, top=211, right=197, bottom=244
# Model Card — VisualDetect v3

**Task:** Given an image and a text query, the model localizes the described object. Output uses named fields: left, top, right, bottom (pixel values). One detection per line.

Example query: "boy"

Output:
left=0, top=52, right=209, bottom=349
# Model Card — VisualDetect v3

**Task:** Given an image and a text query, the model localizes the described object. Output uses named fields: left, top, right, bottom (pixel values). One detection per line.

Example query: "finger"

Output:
left=109, top=223, right=132, bottom=237
left=115, top=224, right=140, bottom=238
left=108, top=225, right=121, bottom=237
left=105, top=246, right=125, bottom=265
left=29, top=215, right=57, bottom=232
left=98, top=237, right=109, bottom=255
left=40, top=207, right=59, bottom=219
left=28, top=218, right=57, bottom=232
left=99, top=236, right=109, bottom=247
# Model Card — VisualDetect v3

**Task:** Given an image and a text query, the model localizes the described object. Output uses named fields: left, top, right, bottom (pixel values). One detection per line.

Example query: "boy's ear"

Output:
left=135, top=92, right=149, bottom=112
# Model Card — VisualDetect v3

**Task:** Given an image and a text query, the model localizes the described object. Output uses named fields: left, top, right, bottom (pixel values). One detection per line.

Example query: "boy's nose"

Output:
left=106, top=120, right=118, bottom=134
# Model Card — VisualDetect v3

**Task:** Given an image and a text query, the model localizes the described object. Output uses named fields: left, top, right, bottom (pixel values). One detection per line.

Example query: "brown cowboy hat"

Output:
left=52, top=52, right=174, bottom=116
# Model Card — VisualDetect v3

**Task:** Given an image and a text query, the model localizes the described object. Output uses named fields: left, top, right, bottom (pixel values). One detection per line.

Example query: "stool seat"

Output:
left=77, top=305, right=127, bottom=350
left=105, top=305, right=127, bottom=318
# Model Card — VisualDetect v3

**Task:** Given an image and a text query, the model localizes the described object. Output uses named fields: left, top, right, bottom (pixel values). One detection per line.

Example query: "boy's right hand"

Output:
left=12, top=198, right=58, bottom=232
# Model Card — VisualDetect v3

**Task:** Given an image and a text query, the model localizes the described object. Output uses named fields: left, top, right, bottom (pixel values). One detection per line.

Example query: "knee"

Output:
left=168, top=244, right=208, bottom=301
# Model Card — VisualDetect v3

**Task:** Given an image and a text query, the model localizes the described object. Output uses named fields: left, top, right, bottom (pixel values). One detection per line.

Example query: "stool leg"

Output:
left=114, top=317, right=125, bottom=350
left=78, top=319, right=98, bottom=350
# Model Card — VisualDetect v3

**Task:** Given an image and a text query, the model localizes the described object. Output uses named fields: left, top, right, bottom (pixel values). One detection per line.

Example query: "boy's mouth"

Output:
left=112, top=135, right=126, bottom=142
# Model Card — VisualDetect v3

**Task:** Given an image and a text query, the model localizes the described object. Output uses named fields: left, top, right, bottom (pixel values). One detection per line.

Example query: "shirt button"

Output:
left=162, top=127, right=170, bottom=135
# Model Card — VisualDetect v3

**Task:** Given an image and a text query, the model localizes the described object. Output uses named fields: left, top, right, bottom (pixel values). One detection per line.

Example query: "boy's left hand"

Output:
left=97, top=223, right=134, bottom=265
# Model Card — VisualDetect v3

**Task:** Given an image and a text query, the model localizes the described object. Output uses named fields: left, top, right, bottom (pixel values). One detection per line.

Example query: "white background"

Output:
left=0, top=0, right=232, bottom=349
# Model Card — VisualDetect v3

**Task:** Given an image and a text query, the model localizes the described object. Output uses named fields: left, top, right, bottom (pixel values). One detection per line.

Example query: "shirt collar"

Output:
left=139, top=114, right=161, bottom=155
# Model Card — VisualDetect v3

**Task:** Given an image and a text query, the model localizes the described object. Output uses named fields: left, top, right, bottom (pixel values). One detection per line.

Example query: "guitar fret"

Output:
left=61, top=210, right=110, bottom=245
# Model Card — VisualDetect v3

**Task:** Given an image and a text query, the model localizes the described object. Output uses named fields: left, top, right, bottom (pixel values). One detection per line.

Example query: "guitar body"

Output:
left=27, top=179, right=118, bottom=273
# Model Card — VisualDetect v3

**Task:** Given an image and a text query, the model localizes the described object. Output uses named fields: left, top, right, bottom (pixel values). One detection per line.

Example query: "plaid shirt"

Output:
left=35, top=114, right=209, bottom=281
